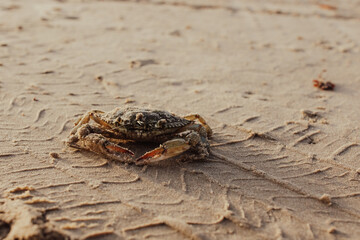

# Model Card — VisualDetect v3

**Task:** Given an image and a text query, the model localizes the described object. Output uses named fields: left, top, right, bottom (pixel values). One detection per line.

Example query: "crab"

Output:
left=66, top=107, right=212, bottom=165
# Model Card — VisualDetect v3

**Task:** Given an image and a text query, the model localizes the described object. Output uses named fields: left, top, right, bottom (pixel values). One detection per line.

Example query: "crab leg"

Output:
left=183, top=114, right=212, bottom=137
left=135, top=139, right=191, bottom=165
left=71, top=110, right=105, bottom=135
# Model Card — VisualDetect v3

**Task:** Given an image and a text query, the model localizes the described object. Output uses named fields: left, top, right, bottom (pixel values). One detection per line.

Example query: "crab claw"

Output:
left=135, top=139, right=191, bottom=165
left=105, top=143, right=134, bottom=156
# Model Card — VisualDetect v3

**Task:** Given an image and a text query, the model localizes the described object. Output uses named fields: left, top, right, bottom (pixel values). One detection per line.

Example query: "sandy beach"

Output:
left=1, top=0, right=360, bottom=239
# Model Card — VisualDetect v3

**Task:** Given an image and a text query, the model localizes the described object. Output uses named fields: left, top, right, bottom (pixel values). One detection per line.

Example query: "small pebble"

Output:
left=125, top=98, right=135, bottom=104
left=319, top=194, right=332, bottom=205
left=95, top=75, right=103, bottom=81
left=328, top=227, right=337, bottom=234
left=49, top=152, right=59, bottom=158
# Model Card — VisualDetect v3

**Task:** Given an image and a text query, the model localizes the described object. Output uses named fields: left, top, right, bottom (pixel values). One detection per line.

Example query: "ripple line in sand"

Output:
left=210, top=138, right=248, bottom=147
left=0, top=152, right=28, bottom=157
left=132, top=199, right=183, bottom=206
left=123, top=216, right=204, bottom=240
left=34, top=108, right=47, bottom=123
left=37, top=181, right=86, bottom=190
left=211, top=105, right=243, bottom=115
left=64, top=200, right=122, bottom=209
left=0, top=125, right=30, bottom=130
left=72, top=160, right=108, bottom=168
left=58, top=119, right=73, bottom=134
left=7, top=165, right=55, bottom=174
left=282, top=166, right=332, bottom=179
left=331, top=143, right=359, bottom=158
left=82, top=231, right=115, bottom=239
left=12, top=137, right=55, bottom=142
left=53, top=216, right=104, bottom=222
left=292, top=130, right=321, bottom=146
left=101, top=176, right=140, bottom=184
left=332, top=192, right=360, bottom=199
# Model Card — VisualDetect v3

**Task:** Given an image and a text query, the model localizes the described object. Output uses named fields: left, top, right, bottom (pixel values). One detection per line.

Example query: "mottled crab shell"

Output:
left=101, top=107, right=192, bottom=133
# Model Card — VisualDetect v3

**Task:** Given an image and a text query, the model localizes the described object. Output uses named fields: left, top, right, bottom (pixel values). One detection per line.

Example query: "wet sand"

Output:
left=1, top=0, right=360, bottom=239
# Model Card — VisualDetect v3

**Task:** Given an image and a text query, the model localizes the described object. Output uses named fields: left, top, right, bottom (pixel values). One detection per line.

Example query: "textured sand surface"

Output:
left=1, top=0, right=360, bottom=239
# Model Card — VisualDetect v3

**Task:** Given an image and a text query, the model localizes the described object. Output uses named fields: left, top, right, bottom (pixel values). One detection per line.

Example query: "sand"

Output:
left=1, top=0, right=360, bottom=239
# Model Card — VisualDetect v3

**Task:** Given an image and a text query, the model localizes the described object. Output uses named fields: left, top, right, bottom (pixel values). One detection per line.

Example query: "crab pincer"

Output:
left=135, top=139, right=191, bottom=165
left=105, top=143, right=134, bottom=156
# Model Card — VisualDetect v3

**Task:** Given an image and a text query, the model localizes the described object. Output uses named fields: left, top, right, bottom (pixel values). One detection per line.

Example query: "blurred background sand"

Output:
left=1, top=0, right=360, bottom=239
